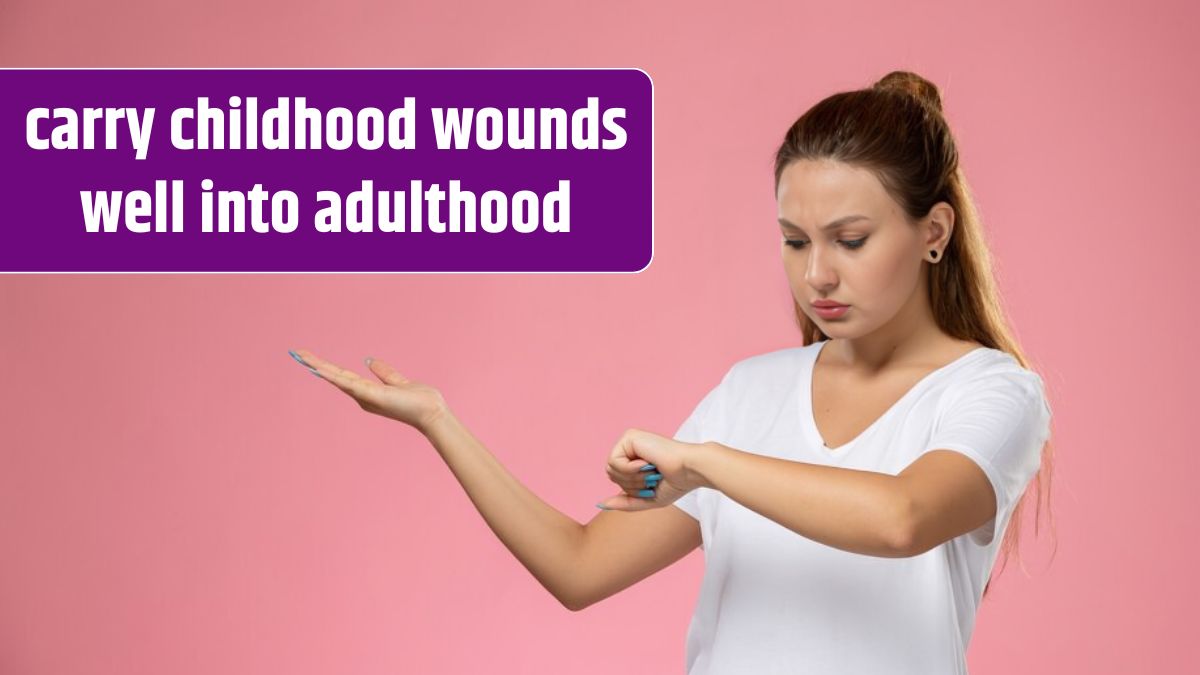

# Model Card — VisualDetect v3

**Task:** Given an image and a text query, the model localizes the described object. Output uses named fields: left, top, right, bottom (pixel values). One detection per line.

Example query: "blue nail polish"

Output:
left=289, top=350, right=313, bottom=368
left=595, top=503, right=610, bottom=510
left=645, top=473, right=662, bottom=481
left=637, top=489, right=655, bottom=498
left=640, top=464, right=656, bottom=472
left=310, top=370, right=322, bottom=378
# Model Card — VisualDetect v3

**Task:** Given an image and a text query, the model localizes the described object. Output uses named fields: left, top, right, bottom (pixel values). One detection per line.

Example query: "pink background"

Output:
left=2, top=1, right=1195, bottom=673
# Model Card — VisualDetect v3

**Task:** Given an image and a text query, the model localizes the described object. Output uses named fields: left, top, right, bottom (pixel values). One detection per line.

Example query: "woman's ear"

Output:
left=923, top=202, right=956, bottom=251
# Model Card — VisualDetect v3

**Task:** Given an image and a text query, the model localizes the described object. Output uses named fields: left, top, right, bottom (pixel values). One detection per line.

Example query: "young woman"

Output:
left=288, top=70, right=1055, bottom=675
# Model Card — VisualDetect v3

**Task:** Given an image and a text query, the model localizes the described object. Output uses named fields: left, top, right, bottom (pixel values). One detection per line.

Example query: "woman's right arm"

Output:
left=288, top=349, right=701, bottom=611
left=422, top=407, right=702, bottom=611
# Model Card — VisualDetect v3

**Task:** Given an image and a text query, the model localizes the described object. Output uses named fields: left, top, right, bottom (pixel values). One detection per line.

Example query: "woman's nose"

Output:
left=804, top=246, right=837, bottom=287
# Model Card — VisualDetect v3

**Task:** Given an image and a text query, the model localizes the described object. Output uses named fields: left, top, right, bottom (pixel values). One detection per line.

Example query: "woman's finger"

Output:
left=608, top=461, right=656, bottom=491
left=297, top=349, right=371, bottom=385
left=607, top=445, right=652, bottom=473
left=365, top=357, right=409, bottom=386
left=607, top=464, right=662, bottom=492
left=293, top=349, right=357, bottom=380
left=291, top=348, right=382, bottom=404
left=607, top=461, right=642, bottom=485
left=597, top=493, right=658, bottom=512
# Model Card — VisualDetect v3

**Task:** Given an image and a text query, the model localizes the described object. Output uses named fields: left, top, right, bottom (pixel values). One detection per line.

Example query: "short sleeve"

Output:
left=920, top=369, right=1052, bottom=547
left=669, top=369, right=731, bottom=521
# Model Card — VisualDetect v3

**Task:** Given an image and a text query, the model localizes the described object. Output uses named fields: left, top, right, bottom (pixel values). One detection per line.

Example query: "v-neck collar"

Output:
left=800, top=340, right=990, bottom=458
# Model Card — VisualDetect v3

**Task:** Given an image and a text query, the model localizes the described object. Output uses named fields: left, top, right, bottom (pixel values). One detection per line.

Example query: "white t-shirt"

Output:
left=671, top=340, right=1052, bottom=675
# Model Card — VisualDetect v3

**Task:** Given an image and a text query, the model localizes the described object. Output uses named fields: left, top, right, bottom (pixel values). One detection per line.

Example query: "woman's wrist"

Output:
left=417, top=399, right=454, bottom=437
left=683, top=441, right=724, bottom=491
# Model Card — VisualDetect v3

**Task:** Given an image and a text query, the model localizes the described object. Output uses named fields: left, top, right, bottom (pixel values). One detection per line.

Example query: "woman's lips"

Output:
left=812, top=304, right=849, bottom=319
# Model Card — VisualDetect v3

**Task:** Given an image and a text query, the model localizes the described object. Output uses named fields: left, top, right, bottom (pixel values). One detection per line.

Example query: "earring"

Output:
left=929, top=249, right=939, bottom=262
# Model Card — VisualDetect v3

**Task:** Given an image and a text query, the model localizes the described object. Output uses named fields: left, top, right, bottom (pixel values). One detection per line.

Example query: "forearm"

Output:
left=687, top=442, right=910, bottom=558
left=421, top=407, right=586, bottom=606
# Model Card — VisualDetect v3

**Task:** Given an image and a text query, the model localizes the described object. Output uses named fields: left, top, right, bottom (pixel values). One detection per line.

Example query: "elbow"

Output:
left=554, top=575, right=592, bottom=612
left=886, top=523, right=917, bottom=558
left=559, top=591, right=591, bottom=612
left=552, top=565, right=592, bottom=612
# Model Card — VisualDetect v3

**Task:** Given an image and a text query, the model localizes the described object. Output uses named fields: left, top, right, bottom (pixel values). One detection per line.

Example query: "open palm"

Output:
left=289, top=348, right=447, bottom=433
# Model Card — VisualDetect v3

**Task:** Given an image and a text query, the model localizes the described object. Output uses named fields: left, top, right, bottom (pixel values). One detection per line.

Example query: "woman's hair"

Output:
left=773, top=71, right=1056, bottom=599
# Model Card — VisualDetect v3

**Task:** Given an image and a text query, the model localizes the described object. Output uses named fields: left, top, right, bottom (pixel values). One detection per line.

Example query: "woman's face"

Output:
left=776, top=159, right=932, bottom=339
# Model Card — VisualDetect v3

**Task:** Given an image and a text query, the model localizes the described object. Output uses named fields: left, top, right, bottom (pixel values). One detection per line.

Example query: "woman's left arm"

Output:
left=599, top=431, right=993, bottom=558
left=686, top=442, right=912, bottom=558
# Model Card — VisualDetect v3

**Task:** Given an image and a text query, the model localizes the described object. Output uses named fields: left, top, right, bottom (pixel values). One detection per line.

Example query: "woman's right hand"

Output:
left=289, top=348, right=448, bottom=434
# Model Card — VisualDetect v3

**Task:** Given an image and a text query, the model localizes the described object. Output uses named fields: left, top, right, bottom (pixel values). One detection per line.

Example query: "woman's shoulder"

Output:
left=958, top=343, right=1041, bottom=378
left=726, top=343, right=816, bottom=376
left=707, top=344, right=816, bottom=399
left=943, top=344, right=1050, bottom=405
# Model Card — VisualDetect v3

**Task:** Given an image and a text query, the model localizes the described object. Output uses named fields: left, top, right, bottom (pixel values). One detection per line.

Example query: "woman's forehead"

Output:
left=777, top=161, right=892, bottom=225
left=778, top=160, right=884, bottom=199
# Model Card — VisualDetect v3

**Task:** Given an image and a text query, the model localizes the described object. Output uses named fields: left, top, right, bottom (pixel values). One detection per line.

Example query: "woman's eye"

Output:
left=782, top=237, right=868, bottom=250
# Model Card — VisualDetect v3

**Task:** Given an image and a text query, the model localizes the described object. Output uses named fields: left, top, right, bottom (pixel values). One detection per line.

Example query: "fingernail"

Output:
left=364, top=357, right=374, bottom=367
left=637, top=489, right=655, bottom=498
left=289, top=350, right=312, bottom=368
left=595, top=503, right=610, bottom=510
left=310, top=370, right=322, bottom=378
left=645, top=473, right=662, bottom=481
left=640, top=464, right=656, bottom=472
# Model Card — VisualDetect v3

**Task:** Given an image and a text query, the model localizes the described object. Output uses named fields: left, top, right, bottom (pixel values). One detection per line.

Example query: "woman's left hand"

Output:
left=596, top=428, right=709, bottom=511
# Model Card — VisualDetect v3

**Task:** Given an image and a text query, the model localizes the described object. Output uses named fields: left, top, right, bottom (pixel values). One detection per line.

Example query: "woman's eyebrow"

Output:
left=778, top=215, right=871, bottom=231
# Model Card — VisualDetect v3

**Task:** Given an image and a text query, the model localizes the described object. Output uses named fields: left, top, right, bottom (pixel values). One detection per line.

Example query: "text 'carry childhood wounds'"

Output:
left=27, top=96, right=628, bottom=235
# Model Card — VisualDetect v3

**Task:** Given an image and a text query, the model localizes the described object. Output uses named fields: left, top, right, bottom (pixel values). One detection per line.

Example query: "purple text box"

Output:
left=0, top=68, right=654, bottom=273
